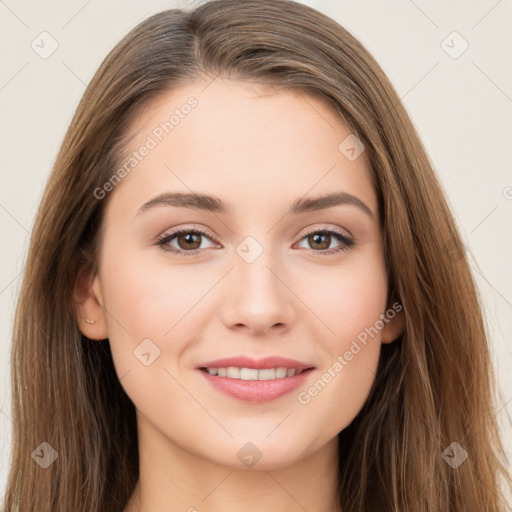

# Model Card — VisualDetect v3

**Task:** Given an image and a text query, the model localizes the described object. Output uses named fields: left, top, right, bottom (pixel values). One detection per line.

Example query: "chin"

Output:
left=196, top=432, right=318, bottom=471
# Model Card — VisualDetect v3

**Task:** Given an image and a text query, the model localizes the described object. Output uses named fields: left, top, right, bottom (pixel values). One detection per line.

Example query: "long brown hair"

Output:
left=3, top=0, right=510, bottom=510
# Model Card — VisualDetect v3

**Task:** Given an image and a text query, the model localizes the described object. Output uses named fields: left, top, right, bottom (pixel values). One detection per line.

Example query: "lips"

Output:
left=196, top=356, right=315, bottom=402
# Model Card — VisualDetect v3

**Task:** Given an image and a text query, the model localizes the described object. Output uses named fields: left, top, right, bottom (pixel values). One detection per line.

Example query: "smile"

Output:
left=201, top=367, right=306, bottom=380
left=196, top=356, right=315, bottom=402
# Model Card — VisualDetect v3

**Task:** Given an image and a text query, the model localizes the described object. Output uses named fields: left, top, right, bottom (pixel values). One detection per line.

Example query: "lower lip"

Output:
left=198, top=369, right=314, bottom=402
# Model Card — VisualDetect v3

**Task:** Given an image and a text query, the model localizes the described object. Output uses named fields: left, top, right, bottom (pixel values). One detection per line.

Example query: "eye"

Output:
left=155, top=226, right=355, bottom=257
left=295, top=227, right=354, bottom=255
left=155, top=228, right=218, bottom=256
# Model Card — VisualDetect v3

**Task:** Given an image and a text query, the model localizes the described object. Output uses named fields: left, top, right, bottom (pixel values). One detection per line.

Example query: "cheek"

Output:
left=294, top=253, right=387, bottom=431
left=309, top=253, right=388, bottom=350
left=99, top=245, right=221, bottom=371
left=98, top=250, right=216, bottom=426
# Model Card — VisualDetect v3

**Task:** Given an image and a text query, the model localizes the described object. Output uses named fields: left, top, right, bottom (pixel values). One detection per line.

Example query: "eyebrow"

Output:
left=136, top=191, right=374, bottom=218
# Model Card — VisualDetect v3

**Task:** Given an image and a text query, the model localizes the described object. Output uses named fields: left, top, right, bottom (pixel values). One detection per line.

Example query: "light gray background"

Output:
left=1, top=0, right=511, bottom=503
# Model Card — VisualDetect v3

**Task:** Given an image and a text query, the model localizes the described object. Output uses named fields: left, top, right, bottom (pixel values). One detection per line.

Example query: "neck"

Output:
left=124, top=412, right=341, bottom=512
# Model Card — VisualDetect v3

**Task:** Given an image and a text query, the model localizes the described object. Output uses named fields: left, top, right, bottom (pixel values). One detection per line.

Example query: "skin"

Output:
left=75, top=78, right=404, bottom=512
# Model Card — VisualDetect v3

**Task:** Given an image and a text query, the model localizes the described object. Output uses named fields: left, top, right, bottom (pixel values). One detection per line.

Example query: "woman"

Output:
left=3, top=0, right=510, bottom=510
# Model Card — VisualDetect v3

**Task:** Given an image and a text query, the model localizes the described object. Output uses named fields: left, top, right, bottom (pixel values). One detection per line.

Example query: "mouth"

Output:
left=199, top=366, right=310, bottom=379
left=196, top=356, right=315, bottom=402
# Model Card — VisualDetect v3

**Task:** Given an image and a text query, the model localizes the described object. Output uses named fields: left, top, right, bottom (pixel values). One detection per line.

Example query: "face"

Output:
left=77, top=78, right=402, bottom=470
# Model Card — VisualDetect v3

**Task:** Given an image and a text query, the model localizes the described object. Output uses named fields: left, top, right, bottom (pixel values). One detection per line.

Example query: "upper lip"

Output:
left=197, top=356, right=314, bottom=371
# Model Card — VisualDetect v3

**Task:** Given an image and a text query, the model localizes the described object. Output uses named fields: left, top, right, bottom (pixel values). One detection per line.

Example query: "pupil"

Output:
left=311, top=233, right=329, bottom=249
left=180, top=232, right=200, bottom=249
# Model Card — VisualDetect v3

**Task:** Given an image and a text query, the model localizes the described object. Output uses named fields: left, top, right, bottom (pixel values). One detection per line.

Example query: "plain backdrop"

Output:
left=1, top=0, right=511, bottom=502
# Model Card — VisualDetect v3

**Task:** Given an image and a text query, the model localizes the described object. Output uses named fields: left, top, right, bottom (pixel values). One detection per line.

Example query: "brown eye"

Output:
left=296, top=229, right=355, bottom=256
left=156, top=228, right=218, bottom=256
left=176, top=232, right=202, bottom=250
left=307, top=232, right=332, bottom=250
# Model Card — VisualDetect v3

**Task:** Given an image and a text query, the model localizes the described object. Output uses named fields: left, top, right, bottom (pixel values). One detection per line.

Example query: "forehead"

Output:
left=106, top=78, right=376, bottom=218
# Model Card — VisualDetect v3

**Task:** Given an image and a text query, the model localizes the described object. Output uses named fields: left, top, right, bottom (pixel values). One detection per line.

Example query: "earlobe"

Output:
left=381, top=305, right=405, bottom=344
left=73, top=267, right=108, bottom=340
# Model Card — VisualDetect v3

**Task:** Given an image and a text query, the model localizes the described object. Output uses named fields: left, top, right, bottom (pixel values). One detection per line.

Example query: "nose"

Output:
left=218, top=243, right=296, bottom=337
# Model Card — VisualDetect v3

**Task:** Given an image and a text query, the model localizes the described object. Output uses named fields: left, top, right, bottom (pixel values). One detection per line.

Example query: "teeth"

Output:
left=226, top=366, right=240, bottom=378
left=258, top=368, right=275, bottom=380
left=240, top=368, right=259, bottom=380
left=276, top=367, right=287, bottom=378
left=204, top=366, right=305, bottom=380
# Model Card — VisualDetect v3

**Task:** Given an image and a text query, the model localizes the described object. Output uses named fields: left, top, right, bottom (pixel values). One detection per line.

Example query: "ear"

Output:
left=381, top=304, right=405, bottom=344
left=73, top=265, right=109, bottom=340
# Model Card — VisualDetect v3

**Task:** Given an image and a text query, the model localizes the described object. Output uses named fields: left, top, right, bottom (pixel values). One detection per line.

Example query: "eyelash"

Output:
left=155, top=226, right=355, bottom=257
